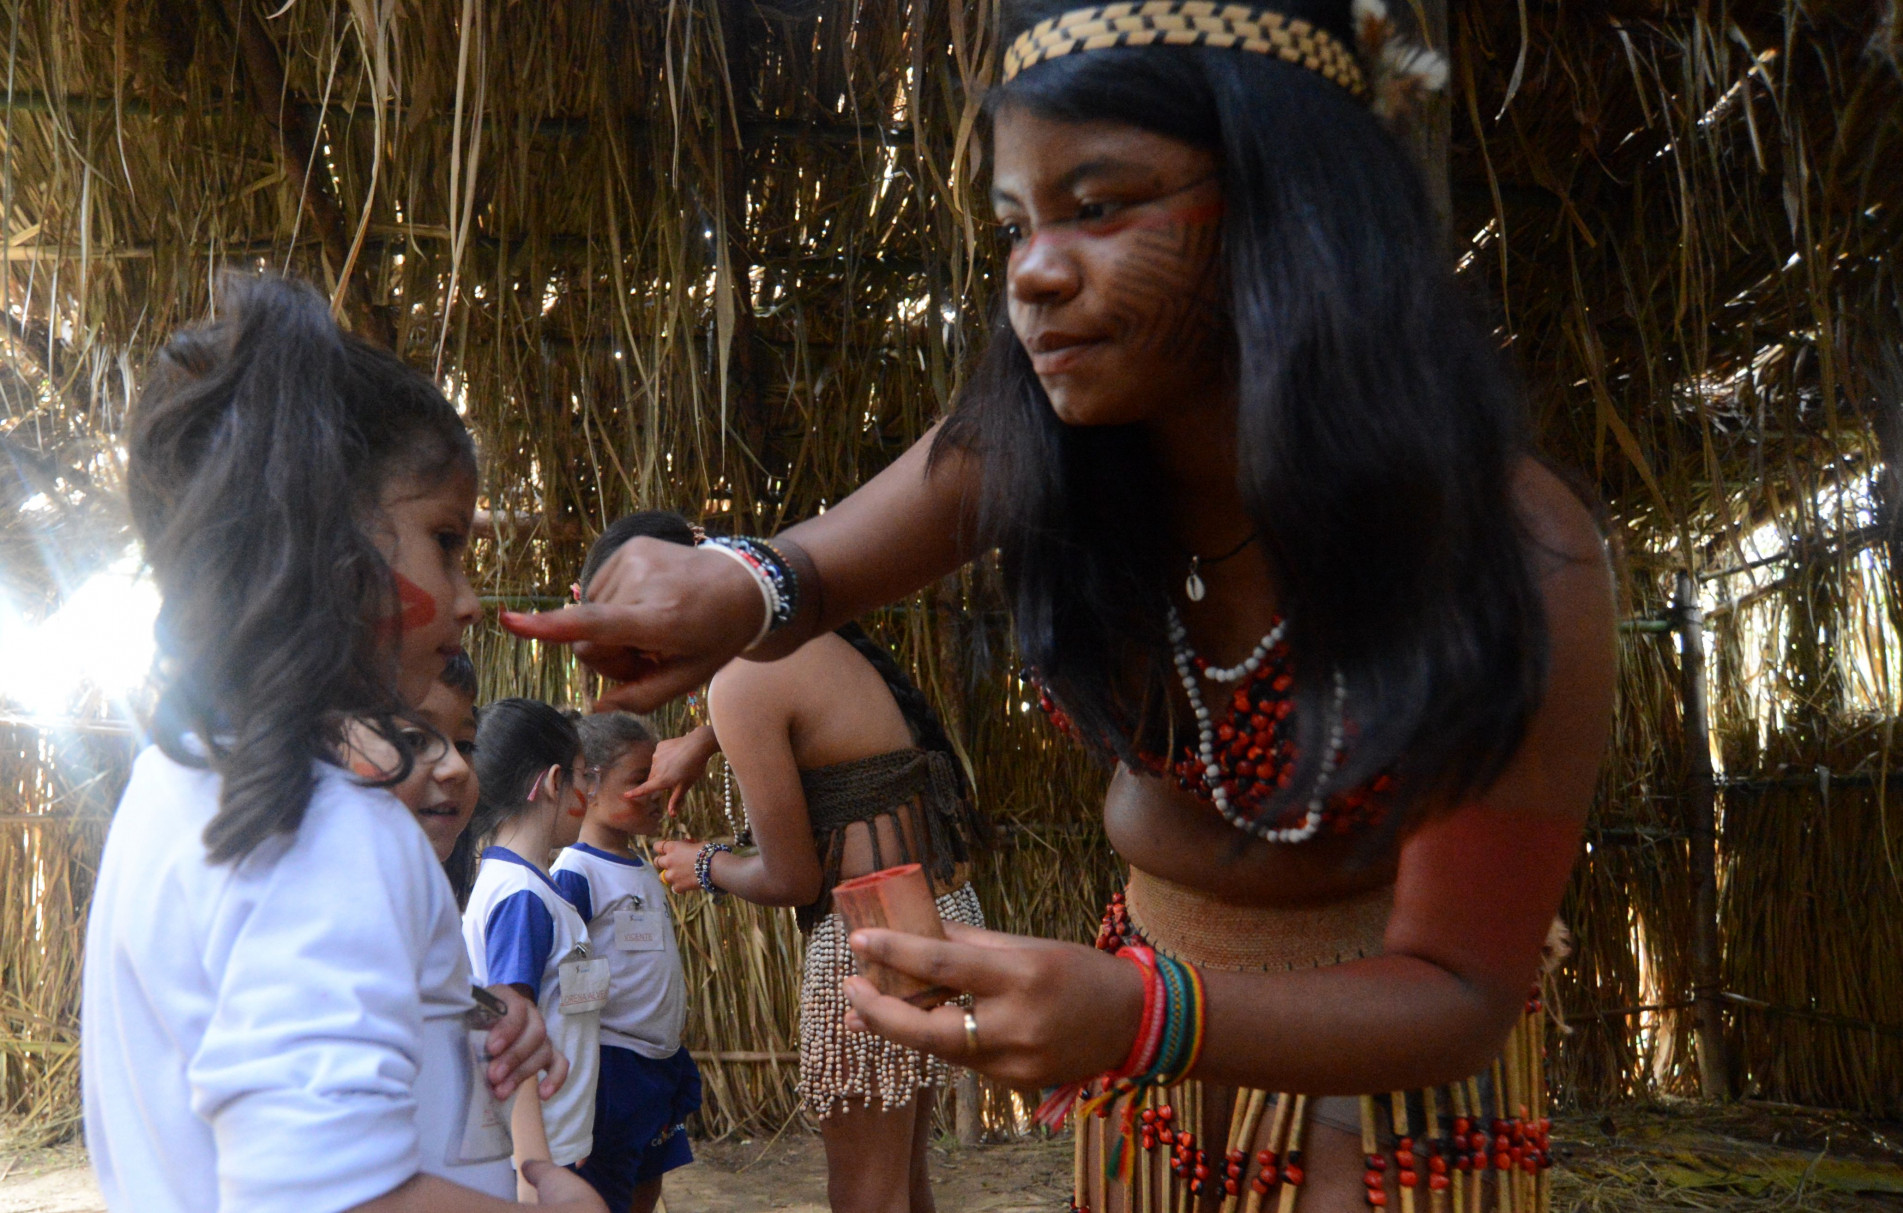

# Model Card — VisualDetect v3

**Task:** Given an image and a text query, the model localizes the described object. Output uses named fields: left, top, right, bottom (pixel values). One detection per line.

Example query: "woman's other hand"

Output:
left=627, top=725, right=719, bottom=817
left=840, top=921, right=1142, bottom=1088
left=652, top=839, right=706, bottom=895
left=500, top=538, right=764, bottom=713
left=483, top=984, right=569, bottom=1101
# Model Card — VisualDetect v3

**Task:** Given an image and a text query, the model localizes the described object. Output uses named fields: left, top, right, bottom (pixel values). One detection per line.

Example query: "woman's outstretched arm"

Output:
left=503, top=427, right=980, bottom=713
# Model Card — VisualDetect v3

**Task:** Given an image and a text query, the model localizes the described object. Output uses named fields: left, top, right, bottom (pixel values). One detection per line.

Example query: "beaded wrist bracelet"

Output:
left=700, top=536, right=801, bottom=649
left=693, top=842, right=733, bottom=897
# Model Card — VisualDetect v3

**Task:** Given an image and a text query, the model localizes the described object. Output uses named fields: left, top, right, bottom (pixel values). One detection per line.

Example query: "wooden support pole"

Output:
left=955, top=1069, right=981, bottom=1146
left=1673, top=570, right=1732, bottom=1099
left=228, top=0, right=394, bottom=347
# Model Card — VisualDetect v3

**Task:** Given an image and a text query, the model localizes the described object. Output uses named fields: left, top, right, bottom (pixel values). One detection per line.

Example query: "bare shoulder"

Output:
left=1513, top=459, right=1614, bottom=631
left=1511, top=458, right=1616, bottom=782
left=709, top=631, right=842, bottom=708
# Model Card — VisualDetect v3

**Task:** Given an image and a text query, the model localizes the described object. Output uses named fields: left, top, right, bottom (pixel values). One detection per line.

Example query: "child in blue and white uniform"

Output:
left=464, top=699, right=605, bottom=1189
left=80, top=275, right=602, bottom=1213
left=553, top=713, right=703, bottom=1213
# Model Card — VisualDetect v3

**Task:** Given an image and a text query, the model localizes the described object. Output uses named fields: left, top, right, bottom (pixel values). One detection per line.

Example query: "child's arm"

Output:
left=347, top=1166, right=604, bottom=1211
left=509, top=1083, right=555, bottom=1203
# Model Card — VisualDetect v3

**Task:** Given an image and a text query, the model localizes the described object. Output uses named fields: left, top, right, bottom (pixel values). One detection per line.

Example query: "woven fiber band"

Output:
left=1001, top=2, right=1366, bottom=96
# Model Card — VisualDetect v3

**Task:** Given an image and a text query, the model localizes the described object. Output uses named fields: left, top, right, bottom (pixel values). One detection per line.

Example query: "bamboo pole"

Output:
left=1675, top=570, right=1733, bottom=1099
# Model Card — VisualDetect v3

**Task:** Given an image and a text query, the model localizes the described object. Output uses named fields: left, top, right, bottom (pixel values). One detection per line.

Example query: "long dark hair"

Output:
left=470, top=697, right=582, bottom=841
left=936, top=0, right=1550, bottom=824
left=583, top=511, right=972, bottom=798
left=129, top=274, right=475, bottom=864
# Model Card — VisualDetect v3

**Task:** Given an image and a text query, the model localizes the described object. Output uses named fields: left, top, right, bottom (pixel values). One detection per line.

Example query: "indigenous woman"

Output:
left=580, top=512, right=987, bottom=1213
left=511, top=3, right=1616, bottom=1209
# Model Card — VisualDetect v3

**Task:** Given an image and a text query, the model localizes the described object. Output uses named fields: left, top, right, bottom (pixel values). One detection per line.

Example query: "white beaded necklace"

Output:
left=1166, top=606, right=1349, bottom=844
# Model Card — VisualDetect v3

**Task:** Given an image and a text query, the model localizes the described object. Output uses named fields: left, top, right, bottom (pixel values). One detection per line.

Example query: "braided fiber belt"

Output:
left=1002, top=2, right=1367, bottom=97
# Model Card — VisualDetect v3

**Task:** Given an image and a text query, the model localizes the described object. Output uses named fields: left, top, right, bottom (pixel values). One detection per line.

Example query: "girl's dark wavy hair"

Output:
left=129, top=273, right=475, bottom=864
left=582, top=510, right=971, bottom=799
left=935, top=0, right=1549, bottom=826
left=469, top=697, right=582, bottom=842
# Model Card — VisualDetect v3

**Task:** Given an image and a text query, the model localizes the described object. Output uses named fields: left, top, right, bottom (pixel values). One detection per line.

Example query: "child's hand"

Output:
left=652, top=839, right=705, bottom=894
left=484, top=984, right=571, bottom=1101
left=521, top=1159, right=611, bottom=1211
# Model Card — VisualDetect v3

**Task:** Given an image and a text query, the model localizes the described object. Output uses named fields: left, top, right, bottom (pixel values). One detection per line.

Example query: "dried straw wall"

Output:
left=1, top=0, right=1901, bottom=1144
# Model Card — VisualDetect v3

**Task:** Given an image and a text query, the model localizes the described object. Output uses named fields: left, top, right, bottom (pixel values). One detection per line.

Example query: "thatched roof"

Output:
left=0, top=0, right=1899, bottom=1140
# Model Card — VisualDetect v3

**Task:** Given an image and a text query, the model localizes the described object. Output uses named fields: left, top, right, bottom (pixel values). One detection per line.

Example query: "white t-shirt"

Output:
left=81, top=747, right=514, bottom=1213
left=551, top=843, right=686, bottom=1058
left=463, top=847, right=602, bottom=1166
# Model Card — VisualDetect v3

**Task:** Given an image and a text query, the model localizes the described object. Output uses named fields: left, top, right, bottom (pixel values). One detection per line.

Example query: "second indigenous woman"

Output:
left=580, top=513, right=986, bottom=1213
left=512, top=3, right=1616, bottom=1209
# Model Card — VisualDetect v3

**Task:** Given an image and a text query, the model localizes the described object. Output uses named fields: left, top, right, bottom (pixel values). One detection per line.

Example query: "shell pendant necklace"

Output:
left=1183, top=530, right=1260, bottom=602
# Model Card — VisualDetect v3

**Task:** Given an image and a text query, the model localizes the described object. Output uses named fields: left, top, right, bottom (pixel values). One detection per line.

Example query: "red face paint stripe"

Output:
left=395, top=573, right=439, bottom=631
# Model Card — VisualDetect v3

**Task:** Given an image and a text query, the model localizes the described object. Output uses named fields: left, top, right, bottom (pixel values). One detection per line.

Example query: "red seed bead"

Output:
left=1251, top=1176, right=1274, bottom=1195
left=1367, top=1155, right=1387, bottom=1171
left=1140, top=1108, right=1157, bottom=1125
left=1399, top=1171, right=1418, bottom=1188
left=1468, top=1133, right=1487, bottom=1151
left=1428, top=1157, right=1448, bottom=1175
left=1494, top=1153, right=1512, bottom=1171
left=1396, top=1150, right=1416, bottom=1169
left=1428, top=1175, right=1451, bottom=1192
left=1455, top=1157, right=1472, bottom=1172
left=1225, top=1180, right=1239, bottom=1196
left=1453, top=1118, right=1471, bottom=1135
left=1522, top=1157, right=1539, bottom=1174
left=1256, top=1150, right=1277, bottom=1169
left=1491, top=1119, right=1507, bottom=1135
left=1367, top=1192, right=1389, bottom=1207
left=1365, top=1173, right=1386, bottom=1190
left=1283, top=1166, right=1305, bottom=1187
left=1194, top=1165, right=1209, bottom=1181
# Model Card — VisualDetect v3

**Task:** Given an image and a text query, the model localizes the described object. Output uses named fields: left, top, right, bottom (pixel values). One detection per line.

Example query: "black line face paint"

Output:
left=992, top=111, right=1230, bottom=428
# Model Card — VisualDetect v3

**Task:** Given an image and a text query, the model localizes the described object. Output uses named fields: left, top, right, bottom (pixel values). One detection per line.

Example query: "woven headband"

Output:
left=1001, top=2, right=1367, bottom=98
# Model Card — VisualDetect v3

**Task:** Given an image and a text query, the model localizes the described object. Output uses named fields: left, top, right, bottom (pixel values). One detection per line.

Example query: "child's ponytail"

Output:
left=469, top=698, right=583, bottom=842
left=129, top=274, right=474, bottom=864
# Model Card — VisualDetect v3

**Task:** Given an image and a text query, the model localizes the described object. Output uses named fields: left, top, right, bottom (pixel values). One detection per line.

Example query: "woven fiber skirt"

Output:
left=796, top=882, right=985, bottom=1120
left=1071, top=868, right=1553, bottom=1213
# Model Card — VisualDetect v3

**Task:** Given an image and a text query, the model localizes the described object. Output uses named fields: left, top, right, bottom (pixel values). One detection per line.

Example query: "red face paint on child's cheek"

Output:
left=396, top=573, right=439, bottom=631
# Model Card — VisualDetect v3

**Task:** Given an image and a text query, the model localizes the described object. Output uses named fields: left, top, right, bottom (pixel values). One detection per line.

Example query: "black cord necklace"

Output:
left=1183, top=530, right=1260, bottom=602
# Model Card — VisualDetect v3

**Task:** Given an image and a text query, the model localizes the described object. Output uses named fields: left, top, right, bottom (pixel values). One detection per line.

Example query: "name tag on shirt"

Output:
left=558, top=955, right=611, bottom=1015
left=615, top=909, right=666, bottom=952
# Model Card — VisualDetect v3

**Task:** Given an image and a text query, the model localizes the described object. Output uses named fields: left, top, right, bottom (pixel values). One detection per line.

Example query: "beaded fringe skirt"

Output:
left=797, top=882, right=985, bottom=1120
left=1071, top=869, right=1553, bottom=1213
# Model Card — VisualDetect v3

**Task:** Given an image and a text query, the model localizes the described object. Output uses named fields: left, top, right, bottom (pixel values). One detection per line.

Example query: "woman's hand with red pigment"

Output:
left=499, top=538, right=764, bottom=713
left=841, top=921, right=1142, bottom=1089
left=651, top=839, right=707, bottom=895
left=482, top=984, right=569, bottom=1101
left=627, top=726, right=719, bottom=818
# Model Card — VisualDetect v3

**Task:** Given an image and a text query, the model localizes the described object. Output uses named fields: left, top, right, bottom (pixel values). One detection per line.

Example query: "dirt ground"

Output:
left=6, top=1105, right=1903, bottom=1212
left=0, top=1133, right=1072, bottom=1213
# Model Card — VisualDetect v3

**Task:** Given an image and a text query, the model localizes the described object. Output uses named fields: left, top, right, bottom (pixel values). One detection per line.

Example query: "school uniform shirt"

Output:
left=81, top=746, right=515, bottom=1213
left=551, top=843, right=687, bottom=1059
left=463, top=846, right=604, bottom=1166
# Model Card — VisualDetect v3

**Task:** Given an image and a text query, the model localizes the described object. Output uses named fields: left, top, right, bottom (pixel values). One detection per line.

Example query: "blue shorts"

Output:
left=571, top=1045, right=701, bottom=1209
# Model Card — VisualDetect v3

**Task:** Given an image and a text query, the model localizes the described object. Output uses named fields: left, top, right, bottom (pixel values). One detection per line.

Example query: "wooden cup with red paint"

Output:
left=832, top=863, right=954, bottom=1009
